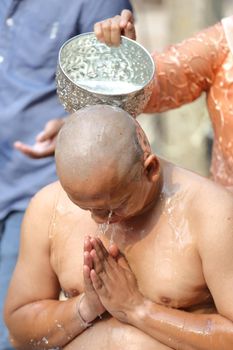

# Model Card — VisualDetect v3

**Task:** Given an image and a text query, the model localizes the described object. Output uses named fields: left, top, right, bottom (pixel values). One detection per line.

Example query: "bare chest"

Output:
left=50, top=213, right=210, bottom=310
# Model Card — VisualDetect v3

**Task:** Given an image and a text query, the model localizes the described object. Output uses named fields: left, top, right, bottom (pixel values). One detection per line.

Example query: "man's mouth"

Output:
left=92, top=214, right=122, bottom=224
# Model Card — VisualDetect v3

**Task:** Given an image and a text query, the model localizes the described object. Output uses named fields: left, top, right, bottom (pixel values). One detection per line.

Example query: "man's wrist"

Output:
left=77, top=293, right=93, bottom=328
left=76, top=293, right=100, bottom=327
left=127, top=297, right=149, bottom=327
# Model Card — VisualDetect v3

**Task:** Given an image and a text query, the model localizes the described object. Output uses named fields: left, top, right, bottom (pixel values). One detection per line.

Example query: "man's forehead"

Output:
left=64, top=178, right=130, bottom=203
left=67, top=190, right=130, bottom=212
left=64, top=181, right=114, bottom=200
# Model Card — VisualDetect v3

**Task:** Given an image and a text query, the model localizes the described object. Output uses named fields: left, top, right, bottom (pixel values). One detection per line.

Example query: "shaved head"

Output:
left=55, top=105, right=151, bottom=191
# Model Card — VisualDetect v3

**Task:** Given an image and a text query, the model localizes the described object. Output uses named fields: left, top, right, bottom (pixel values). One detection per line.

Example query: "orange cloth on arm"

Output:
left=145, top=18, right=233, bottom=189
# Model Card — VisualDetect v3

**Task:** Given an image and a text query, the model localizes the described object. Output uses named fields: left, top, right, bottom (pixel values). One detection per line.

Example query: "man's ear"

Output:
left=143, top=154, right=160, bottom=182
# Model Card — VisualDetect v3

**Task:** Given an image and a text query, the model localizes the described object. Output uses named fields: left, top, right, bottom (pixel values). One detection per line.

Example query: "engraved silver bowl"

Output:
left=56, top=32, right=155, bottom=117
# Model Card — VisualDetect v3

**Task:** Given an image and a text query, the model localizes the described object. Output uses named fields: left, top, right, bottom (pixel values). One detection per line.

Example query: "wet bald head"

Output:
left=55, top=105, right=151, bottom=188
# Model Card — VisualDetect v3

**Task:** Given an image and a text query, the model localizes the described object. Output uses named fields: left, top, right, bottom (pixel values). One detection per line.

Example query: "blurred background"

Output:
left=131, top=0, right=232, bottom=176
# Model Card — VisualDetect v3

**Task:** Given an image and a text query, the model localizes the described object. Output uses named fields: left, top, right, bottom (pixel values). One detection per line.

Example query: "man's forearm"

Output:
left=128, top=299, right=233, bottom=350
left=6, top=295, right=97, bottom=350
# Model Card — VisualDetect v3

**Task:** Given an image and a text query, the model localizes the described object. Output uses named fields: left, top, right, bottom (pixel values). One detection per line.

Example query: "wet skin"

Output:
left=4, top=160, right=233, bottom=349
left=52, top=162, right=228, bottom=349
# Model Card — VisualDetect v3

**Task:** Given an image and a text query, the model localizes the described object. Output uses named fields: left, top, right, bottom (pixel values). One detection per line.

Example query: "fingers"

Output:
left=84, top=250, right=93, bottom=270
left=108, top=243, right=119, bottom=258
left=90, top=248, right=111, bottom=297
left=84, top=236, right=92, bottom=253
left=95, top=17, right=121, bottom=47
left=90, top=248, right=103, bottom=275
left=101, top=19, right=113, bottom=46
left=120, top=9, right=134, bottom=28
left=91, top=239, right=118, bottom=284
left=36, top=119, right=65, bottom=142
left=84, top=236, right=103, bottom=275
left=119, top=10, right=136, bottom=41
left=90, top=269, right=104, bottom=292
left=84, top=237, right=105, bottom=275
left=94, top=10, right=135, bottom=47
left=83, top=264, right=94, bottom=293
left=90, top=239, right=106, bottom=271
left=14, top=141, right=34, bottom=156
left=13, top=118, right=65, bottom=159
left=83, top=237, right=94, bottom=289
left=110, top=17, right=122, bottom=46
left=83, top=242, right=95, bottom=292
left=14, top=141, right=54, bottom=159
left=90, top=238, right=108, bottom=259
left=85, top=237, right=118, bottom=280
left=117, top=255, right=131, bottom=272
left=94, top=22, right=104, bottom=42
left=125, top=22, right=136, bottom=41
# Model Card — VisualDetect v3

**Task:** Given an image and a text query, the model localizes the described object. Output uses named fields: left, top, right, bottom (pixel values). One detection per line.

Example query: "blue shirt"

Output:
left=0, top=0, right=132, bottom=219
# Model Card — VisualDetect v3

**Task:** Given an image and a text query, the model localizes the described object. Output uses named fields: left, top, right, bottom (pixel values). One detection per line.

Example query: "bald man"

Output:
left=4, top=105, right=233, bottom=349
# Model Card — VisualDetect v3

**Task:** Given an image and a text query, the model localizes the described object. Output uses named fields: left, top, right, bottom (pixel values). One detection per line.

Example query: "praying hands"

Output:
left=84, top=237, right=144, bottom=323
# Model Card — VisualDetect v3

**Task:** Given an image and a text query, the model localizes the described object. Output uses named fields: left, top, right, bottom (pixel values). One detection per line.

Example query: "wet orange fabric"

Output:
left=145, top=17, right=233, bottom=188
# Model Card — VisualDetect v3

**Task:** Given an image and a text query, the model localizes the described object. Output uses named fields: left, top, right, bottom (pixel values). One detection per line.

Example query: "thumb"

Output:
left=117, top=254, right=131, bottom=271
left=125, top=21, right=136, bottom=40
left=120, top=9, right=134, bottom=29
left=36, top=119, right=64, bottom=142
left=108, top=243, right=119, bottom=258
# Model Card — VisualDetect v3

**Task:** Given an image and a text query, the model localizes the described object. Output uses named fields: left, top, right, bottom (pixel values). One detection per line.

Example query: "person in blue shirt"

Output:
left=0, top=1, right=132, bottom=349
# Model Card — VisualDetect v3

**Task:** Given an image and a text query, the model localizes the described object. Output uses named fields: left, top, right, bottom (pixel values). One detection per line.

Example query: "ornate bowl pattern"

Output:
left=56, top=33, right=155, bottom=117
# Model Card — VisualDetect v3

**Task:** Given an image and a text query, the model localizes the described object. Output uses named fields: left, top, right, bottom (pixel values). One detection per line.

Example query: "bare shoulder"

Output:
left=180, top=168, right=233, bottom=244
left=196, top=177, right=233, bottom=245
left=171, top=164, right=233, bottom=235
left=192, top=174, right=233, bottom=221
left=174, top=164, right=233, bottom=210
left=24, top=180, right=87, bottom=240
left=30, top=180, right=62, bottom=206
left=26, top=180, right=68, bottom=218
left=22, top=181, right=63, bottom=242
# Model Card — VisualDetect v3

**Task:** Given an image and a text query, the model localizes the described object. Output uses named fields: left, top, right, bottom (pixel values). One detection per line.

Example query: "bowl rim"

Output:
left=57, top=32, right=155, bottom=97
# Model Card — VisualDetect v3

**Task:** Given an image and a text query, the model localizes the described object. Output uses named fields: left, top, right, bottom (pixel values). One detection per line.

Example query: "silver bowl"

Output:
left=56, top=32, right=155, bottom=117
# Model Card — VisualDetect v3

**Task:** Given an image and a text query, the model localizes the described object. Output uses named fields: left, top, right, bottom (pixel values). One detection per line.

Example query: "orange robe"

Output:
left=145, top=16, right=233, bottom=189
